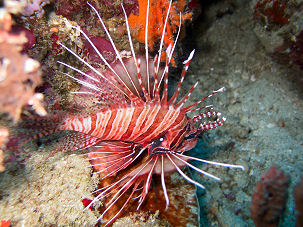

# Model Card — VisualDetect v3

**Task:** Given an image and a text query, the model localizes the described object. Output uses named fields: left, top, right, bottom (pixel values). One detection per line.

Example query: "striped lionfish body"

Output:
left=24, top=0, right=244, bottom=225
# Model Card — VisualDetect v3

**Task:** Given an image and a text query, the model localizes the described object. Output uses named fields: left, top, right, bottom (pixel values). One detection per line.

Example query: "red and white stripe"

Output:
left=59, top=103, right=188, bottom=145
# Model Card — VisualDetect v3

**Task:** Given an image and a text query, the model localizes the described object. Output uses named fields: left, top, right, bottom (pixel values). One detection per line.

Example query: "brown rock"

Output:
left=250, top=165, right=289, bottom=227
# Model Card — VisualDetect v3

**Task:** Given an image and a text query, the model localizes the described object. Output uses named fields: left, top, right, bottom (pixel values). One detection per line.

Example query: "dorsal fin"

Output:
left=57, top=1, right=193, bottom=109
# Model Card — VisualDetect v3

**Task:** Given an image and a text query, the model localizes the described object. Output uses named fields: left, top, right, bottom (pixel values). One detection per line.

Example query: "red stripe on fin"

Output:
left=88, top=141, right=139, bottom=179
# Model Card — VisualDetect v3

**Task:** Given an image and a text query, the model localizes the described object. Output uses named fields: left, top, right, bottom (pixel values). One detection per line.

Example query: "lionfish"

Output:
left=23, top=0, right=244, bottom=225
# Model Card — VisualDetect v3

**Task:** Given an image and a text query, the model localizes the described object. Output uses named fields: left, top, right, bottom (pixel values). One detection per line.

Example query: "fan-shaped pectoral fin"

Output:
left=87, top=141, right=143, bottom=178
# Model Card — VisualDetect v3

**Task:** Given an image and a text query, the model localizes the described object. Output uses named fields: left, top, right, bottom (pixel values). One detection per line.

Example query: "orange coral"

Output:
left=128, top=0, right=192, bottom=52
left=0, top=220, right=10, bottom=227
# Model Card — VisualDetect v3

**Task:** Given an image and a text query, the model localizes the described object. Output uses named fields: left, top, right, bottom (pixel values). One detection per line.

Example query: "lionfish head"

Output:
left=147, top=120, right=197, bottom=156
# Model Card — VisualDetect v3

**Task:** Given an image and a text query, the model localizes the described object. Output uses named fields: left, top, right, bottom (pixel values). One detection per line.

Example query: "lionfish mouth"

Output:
left=55, top=0, right=245, bottom=225
left=151, top=148, right=170, bottom=153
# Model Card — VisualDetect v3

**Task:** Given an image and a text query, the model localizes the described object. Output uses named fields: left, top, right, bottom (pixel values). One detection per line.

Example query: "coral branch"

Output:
left=128, top=0, right=193, bottom=51
left=0, top=9, right=44, bottom=121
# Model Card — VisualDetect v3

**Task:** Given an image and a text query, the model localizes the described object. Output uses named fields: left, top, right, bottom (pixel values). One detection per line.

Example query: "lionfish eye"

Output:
left=151, top=136, right=165, bottom=147
left=149, top=135, right=170, bottom=154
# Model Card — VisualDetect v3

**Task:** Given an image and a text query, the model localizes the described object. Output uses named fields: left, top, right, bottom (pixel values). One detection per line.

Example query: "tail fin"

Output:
left=7, top=114, right=64, bottom=154
left=18, top=114, right=63, bottom=141
left=15, top=114, right=101, bottom=158
left=3, top=114, right=65, bottom=165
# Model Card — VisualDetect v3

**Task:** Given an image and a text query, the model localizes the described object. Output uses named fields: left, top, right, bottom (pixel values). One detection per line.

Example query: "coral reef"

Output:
left=98, top=170, right=199, bottom=226
left=21, top=0, right=50, bottom=18
left=53, top=0, right=137, bottom=53
left=128, top=0, right=194, bottom=51
left=55, top=0, right=138, bottom=20
left=54, top=0, right=88, bottom=20
left=252, top=0, right=294, bottom=54
left=10, top=25, right=37, bottom=52
left=0, top=9, right=43, bottom=121
left=139, top=170, right=199, bottom=226
left=83, top=36, right=116, bottom=64
left=0, top=152, right=99, bottom=226
left=250, top=165, right=289, bottom=227
left=254, top=0, right=290, bottom=27
left=251, top=0, right=303, bottom=72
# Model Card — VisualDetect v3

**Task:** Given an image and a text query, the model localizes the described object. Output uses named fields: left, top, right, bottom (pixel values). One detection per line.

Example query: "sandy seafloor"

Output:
left=183, top=0, right=303, bottom=226
left=1, top=0, right=303, bottom=226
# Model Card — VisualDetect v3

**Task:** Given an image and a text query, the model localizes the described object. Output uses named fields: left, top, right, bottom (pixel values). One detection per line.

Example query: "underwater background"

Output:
left=0, top=0, right=303, bottom=226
